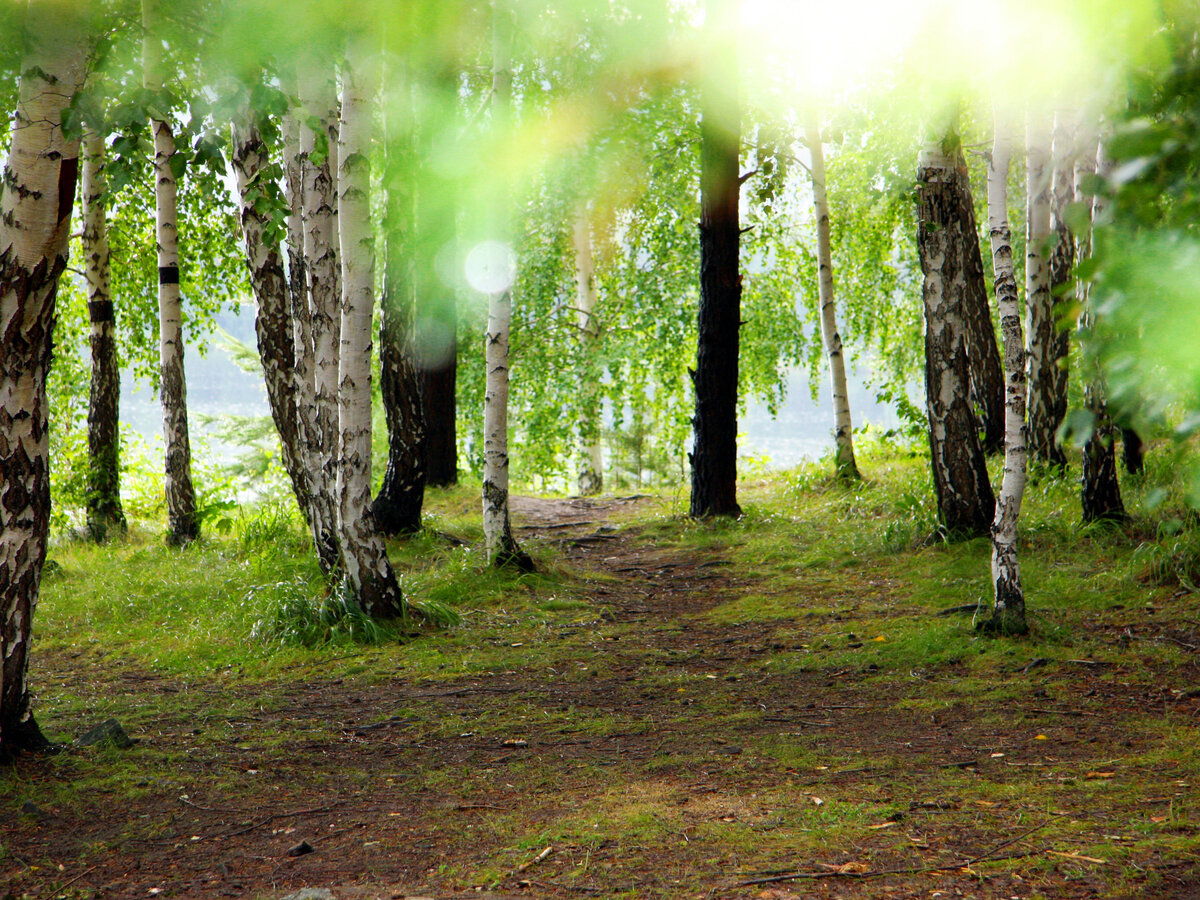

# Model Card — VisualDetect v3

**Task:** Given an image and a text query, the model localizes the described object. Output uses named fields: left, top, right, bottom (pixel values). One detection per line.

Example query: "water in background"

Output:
left=121, top=310, right=900, bottom=471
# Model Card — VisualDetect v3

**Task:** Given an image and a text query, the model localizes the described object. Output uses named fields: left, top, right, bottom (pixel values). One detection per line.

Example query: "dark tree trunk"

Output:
left=373, top=110, right=426, bottom=536
left=952, top=150, right=1005, bottom=456
left=420, top=354, right=458, bottom=486
left=1121, top=428, right=1144, bottom=476
left=917, top=140, right=996, bottom=539
left=1082, top=400, right=1127, bottom=523
left=82, top=133, right=126, bottom=541
left=689, top=0, right=741, bottom=519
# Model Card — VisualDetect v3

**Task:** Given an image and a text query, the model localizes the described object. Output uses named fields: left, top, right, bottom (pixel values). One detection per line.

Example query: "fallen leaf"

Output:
left=974, top=800, right=1000, bottom=808
left=1035, top=734, right=1049, bottom=740
left=867, top=821, right=898, bottom=829
left=1084, top=771, right=1115, bottom=779
left=810, top=796, right=824, bottom=806
left=990, top=753, right=1005, bottom=758
left=502, top=739, right=528, bottom=748
left=1151, top=816, right=1168, bottom=823
left=872, top=635, right=887, bottom=642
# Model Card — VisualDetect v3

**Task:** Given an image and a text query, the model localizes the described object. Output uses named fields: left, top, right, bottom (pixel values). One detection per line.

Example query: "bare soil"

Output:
left=4, top=496, right=1200, bottom=899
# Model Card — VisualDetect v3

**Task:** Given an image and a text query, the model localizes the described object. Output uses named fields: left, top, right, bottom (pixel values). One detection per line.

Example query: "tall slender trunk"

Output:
left=483, top=1, right=533, bottom=569
left=0, top=2, right=88, bottom=757
left=230, top=116, right=316, bottom=535
left=1042, top=111, right=1075, bottom=467
left=421, top=350, right=458, bottom=486
left=1077, top=136, right=1126, bottom=523
left=298, top=68, right=343, bottom=573
left=82, top=130, right=126, bottom=541
left=689, top=0, right=742, bottom=519
left=806, top=109, right=859, bottom=482
left=373, top=72, right=427, bottom=536
left=143, top=0, right=198, bottom=544
left=336, top=39, right=407, bottom=616
left=1025, top=113, right=1066, bottom=471
left=573, top=212, right=604, bottom=496
left=981, top=113, right=1029, bottom=636
left=953, top=145, right=1006, bottom=456
left=917, top=135, right=995, bottom=539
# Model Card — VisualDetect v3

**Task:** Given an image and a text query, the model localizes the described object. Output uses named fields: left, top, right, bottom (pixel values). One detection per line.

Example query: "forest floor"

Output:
left=5, top=456, right=1200, bottom=899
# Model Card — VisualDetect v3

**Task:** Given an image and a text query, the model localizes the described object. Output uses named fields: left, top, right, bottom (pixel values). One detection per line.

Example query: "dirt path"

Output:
left=4, top=497, right=1200, bottom=899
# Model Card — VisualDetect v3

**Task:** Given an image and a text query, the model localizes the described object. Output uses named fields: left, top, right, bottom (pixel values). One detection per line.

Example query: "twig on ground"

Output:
left=732, top=813, right=1070, bottom=887
left=194, top=800, right=342, bottom=842
left=39, top=865, right=98, bottom=900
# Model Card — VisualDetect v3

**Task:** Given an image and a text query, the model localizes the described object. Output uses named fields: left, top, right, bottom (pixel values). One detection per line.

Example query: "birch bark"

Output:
left=0, top=2, right=88, bottom=756
left=298, top=67, right=343, bottom=573
left=805, top=109, right=859, bottom=481
left=143, top=0, right=198, bottom=544
left=483, top=1, right=533, bottom=569
left=573, top=212, right=604, bottom=496
left=230, top=116, right=318, bottom=540
left=82, top=130, right=126, bottom=541
left=1025, top=112, right=1066, bottom=471
left=689, top=0, right=742, bottom=518
left=336, top=41, right=407, bottom=616
left=981, top=115, right=1029, bottom=635
left=917, top=136, right=995, bottom=538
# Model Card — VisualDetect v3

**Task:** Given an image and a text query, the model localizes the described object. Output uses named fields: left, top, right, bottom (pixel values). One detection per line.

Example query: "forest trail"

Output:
left=6, top=495, right=1200, bottom=899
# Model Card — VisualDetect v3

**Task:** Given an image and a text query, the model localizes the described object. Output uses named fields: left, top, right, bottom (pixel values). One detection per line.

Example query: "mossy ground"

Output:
left=4, top=441, right=1200, bottom=898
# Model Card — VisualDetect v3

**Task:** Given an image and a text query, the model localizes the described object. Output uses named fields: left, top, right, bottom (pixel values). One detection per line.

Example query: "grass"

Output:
left=9, top=439, right=1200, bottom=897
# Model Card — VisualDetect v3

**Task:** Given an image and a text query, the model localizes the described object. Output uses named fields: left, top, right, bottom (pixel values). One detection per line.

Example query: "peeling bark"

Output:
left=82, top=130, right=126, bottom=541
left=917, top=137, right=995, bottom=539
left=806, top=109, right=859, bottom=482
left=573, top=212, right=604, bottom=496
left=1, top=2, right=88, bottom=758
left=689, top=0, right=742, bottom=519
left=336, top=40, right=407, bottom=616
left=980, top=115, right=1029, bottom=636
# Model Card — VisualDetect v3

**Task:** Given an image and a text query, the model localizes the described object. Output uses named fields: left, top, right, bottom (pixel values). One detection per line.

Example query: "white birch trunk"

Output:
left=982, top=113, right=1028, bottom=635
left=806, top=109, right=859, bottom=481
left=1023, top=112, right=1059, bottom=472
left=573, top=213, right=604, bottom=496
left=335, top=41, right=406, bottom=618
left=82, top=129, right=126, bottom=540
left=483, top=2, right=532, bottom=569
left=0, top=2, right=88, bottom=754
left=143, top=0, right=198, bottom=544
left=298, top=67, right=343, bottom=572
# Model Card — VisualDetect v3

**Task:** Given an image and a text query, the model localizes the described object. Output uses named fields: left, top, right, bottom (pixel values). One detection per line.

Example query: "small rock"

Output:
left=280, top=890, right=334, bottom=900
left=285, top=840, right=315, bottom=858
left=75, top=719, right=135, bottom=750
left=20, top=800, right=50, bottom=819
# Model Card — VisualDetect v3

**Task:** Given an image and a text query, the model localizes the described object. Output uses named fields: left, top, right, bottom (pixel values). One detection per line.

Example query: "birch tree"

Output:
left=573, top=211, right=604, bottom=495
left=980, top=114, right=1029, bottom=636
left=334, top=38, right=409, bottom=615
left=143, top=0, right=199, bottom=544
left=689, top=0, right=742, bottom=518
left=483, top=1, right=533, bottom=569
left=805, top=109, right=859, bottom=482
left=82, top=129, right=126, bottom=541
left=916, top=132, right=995, bottom=538
left=0, top=1, right=89, bottom=757
left=1025, top=112, right=1066, bottom=471
left=1078, top=136, right=1126, bottom=522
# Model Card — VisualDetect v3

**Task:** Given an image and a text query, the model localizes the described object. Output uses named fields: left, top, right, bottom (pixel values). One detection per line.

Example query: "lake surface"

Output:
left=120, top=307, right=901, bottom=471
